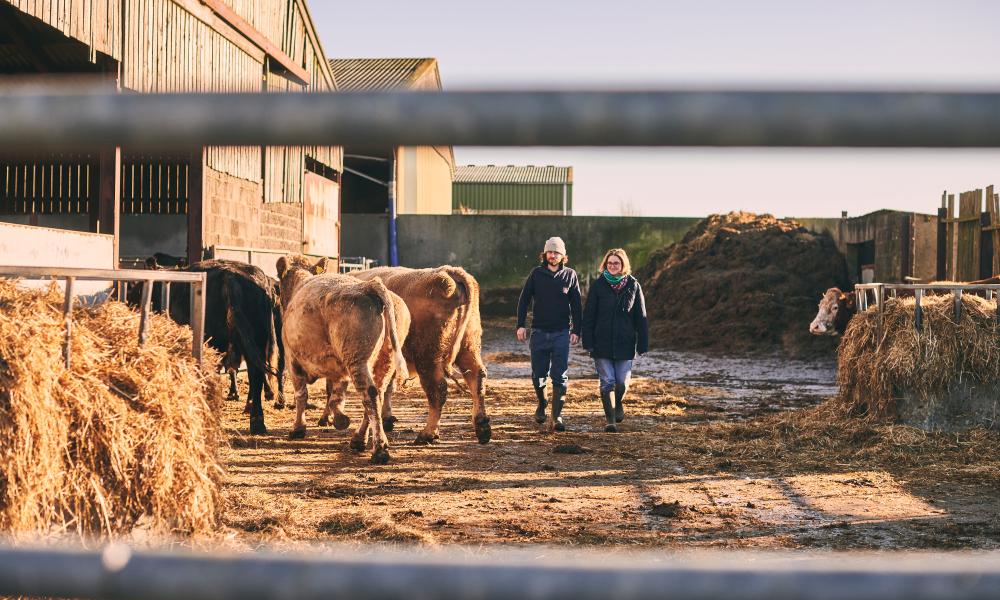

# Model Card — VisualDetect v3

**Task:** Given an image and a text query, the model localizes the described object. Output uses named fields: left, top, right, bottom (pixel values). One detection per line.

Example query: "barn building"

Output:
left=329, top=57, right=454, bottom=219
left=452, top=165, right=573, bottom=215
left=0, top=0, right=342, bottom=275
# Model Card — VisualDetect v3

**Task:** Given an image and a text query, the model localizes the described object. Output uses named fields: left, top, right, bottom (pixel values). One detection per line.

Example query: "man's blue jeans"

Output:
left=529, top=329, right=569, bottom=390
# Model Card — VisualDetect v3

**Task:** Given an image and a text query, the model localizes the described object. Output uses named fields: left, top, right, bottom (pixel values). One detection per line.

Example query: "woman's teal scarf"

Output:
left=602, top=270, right=625, bottom=284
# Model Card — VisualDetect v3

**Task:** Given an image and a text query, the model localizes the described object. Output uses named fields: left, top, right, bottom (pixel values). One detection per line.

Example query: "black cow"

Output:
left=127, top=259, right=284, bottom=434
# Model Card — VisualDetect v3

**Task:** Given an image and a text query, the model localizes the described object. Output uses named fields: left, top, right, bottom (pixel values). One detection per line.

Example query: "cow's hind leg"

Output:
left=319, top=378, right=351, bottom=430
left=247, top=364, right=267, bottom=435
left=456, top=347, right=491, bottom=444
left=382, top=379, right=398, bottom=432
left=228, top=371, right=240, bottom=402
left=414, top=364, right=447, bottom=445
left=287, top=362, right=310, bottom=440
left=352, top=366, right=390, bottom=464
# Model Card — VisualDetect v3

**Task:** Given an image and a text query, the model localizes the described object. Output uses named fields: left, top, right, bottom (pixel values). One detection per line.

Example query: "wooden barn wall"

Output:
left=4, top=0, right=122, bottom=60
left=5, top=0, right=339, bottom=231
left=120, top=0, right=263, bottom=184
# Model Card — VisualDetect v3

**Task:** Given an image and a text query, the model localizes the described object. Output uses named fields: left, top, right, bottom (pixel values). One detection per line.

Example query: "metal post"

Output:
left=138, top=281, right=153, bottom=346
left=190, top=276, right=205, bottom=367
left=387, top=151, right=399, bottom=267
left=160, top=281, right=170, bottom=314
left=62, top=276, right=75, bottom=369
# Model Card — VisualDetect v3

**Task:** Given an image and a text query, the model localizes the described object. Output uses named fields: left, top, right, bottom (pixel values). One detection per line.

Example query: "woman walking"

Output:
left=581, top=248, right=649, bottom=432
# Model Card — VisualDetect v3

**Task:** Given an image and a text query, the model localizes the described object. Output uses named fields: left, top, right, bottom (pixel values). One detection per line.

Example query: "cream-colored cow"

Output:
left=276, top=254, right=410, bottom=464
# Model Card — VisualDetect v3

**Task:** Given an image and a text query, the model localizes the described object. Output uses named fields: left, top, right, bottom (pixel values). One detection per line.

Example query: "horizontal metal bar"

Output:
left=1, top=545, right=1000, bottom=600
left=3, top=88, right=1000, bottom=150
left=856, top=283, right=1000, bottom=291
left=0, top=266, right=205, bottom=283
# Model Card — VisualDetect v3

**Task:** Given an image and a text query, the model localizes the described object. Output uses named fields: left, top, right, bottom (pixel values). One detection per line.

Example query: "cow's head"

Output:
left=809, top=287, right=857, bottom=336
left=276, top=254, right=330, bottom=309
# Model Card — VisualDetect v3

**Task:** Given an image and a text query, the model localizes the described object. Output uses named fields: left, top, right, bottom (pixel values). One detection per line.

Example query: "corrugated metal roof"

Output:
left=453, top=165, right=573, bottom=185
left=328, top=58, right=437, bottom=91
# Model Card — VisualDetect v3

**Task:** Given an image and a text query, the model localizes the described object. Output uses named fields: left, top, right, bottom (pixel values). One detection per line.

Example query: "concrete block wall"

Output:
left=260, top=203, right=302, bottom=252
left=203, top=168, right=303, bottom=253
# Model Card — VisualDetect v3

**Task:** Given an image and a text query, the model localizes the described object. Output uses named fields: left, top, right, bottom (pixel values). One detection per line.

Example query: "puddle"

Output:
left=482, top=318, right=838, bottom=419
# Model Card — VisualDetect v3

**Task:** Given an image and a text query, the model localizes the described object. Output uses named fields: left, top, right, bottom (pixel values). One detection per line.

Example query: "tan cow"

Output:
left=321, top=266, right=491, bottom=445
left=276, top=254, right=410, bottom=464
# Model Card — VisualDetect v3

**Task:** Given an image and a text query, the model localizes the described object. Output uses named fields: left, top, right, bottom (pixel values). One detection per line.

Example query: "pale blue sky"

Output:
left=310, top=1, right=1000, bottom=218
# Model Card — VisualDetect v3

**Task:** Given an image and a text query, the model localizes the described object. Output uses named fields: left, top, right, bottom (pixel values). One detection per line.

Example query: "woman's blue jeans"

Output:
left=594, top=358, right=633, bottom=393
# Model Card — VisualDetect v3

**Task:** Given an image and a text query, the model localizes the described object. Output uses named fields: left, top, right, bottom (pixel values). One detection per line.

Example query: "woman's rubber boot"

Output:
left=601, top=389, right=618, bottom=433
left=614, top=384, right=627, bottom=423
left=533, top=386, right=548, bottom=424
left=551, top=385, right=567, bottom=432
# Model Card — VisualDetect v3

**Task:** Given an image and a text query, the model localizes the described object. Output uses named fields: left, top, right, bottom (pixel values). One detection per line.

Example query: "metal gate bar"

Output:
left=0, top=545, right=999, bottom=600
left=3, top=89, right=1000, bottom=151
left=0, top=266, right=207, bottom=365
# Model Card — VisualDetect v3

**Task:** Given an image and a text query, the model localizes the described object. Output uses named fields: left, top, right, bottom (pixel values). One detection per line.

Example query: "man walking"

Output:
left=516, top=236, right=582, bottom=431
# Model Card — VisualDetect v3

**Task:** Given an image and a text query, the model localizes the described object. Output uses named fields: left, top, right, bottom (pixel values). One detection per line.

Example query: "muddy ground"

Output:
left=218, top=318, right=1000, bottom=551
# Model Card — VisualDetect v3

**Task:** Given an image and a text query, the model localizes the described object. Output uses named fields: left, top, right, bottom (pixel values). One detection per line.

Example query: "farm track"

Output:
left=218, top=320, right=1000, bottom=551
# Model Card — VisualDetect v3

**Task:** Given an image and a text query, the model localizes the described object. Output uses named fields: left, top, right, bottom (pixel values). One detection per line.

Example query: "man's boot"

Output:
left=551, top=385, right=567, bottom=432
left=614, top=384, right=626, bottom=423
left=601, top=389, right=618, bottom=433
left=533, top=385, right=548, bottom=424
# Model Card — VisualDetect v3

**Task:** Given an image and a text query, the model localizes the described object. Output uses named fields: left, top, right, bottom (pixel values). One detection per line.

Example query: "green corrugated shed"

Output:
left=452, top=165, right=573, bottom=215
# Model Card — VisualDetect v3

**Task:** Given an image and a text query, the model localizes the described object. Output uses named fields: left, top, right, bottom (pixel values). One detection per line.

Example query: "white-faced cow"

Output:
left=326, top=266, right=492, bottom=446
left=809, top=276, right=1000, bottom=336
left=127, top=258, right=283, bottom=434
left=276, top=254, right=410, bottom=464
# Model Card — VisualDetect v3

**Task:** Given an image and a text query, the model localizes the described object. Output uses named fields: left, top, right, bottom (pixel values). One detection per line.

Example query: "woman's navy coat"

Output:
left=581, top=275, right=649, bottom=360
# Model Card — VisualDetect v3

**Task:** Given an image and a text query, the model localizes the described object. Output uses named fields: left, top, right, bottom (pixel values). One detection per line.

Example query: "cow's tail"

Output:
left=364, top=278, right=407, bottom=380
left=222, top=274, right=277, bottom=377
left=441, top=267, right=478, bottom=369
left=428, top=271, right=460, bottom=301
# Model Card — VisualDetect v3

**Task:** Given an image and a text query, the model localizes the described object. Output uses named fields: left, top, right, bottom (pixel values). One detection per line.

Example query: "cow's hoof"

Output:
left=382, top=415, right=398, bottom=432
left=317, top=415, right=330, bottom=427
left=287, top=426, right=306, bottom=440
left=413, top=432, right=439, bottom=445
left=554, top=419, right=566, bottom=433
left=349, top=438, right=366, bottom=452
left=273, top=400, right=285, bottom=410
left=604, top=424, right=619, bottom=433
left=475, top=416, right=492, bottom=444
left=333, top=414, right=351, bottom=430
left=370, top=448, right=391, bottom=465
left=242, top=402, right=252, bottom=415
left=227, top=392, right=240, bottom=402
left=249, top=417, right=267, bottom=436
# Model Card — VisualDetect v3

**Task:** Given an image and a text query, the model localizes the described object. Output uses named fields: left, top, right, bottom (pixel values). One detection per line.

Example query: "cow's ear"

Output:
left=145, top=256, right=159, bottom=270
left=276, top=256, right=288, bottom=279
left=314, top=257, right=330, bottom=275
left=844, top=293, right=857, bottom=308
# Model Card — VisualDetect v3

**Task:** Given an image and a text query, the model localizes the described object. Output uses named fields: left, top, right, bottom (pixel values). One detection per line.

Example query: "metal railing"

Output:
left=1, top=544, right=1000, bottom=600
left=0, top=266, right=206, bottom=366
left=4, top=86, right=1000, bottom=598
left=2, top=88, right=1000, bottom=151
left=855, top=283, right=1000, bottom=331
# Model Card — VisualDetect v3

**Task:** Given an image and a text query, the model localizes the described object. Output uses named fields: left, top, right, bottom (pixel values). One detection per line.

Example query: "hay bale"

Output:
left=634, top=212, right=848, bottom=356
left=0, top=279, right=225, bottom=540
left=837, top=293, right=1000, bottom=425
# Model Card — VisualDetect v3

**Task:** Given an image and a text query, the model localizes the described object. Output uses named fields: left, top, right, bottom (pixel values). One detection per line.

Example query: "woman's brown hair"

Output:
left=598, top=248, right=631, bottom=276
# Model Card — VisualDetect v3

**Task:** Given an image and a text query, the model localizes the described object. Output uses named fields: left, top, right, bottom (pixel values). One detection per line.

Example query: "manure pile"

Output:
left=0, top=279, right=225, bottom=540
left=635, top=212, right=848, bottom=356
